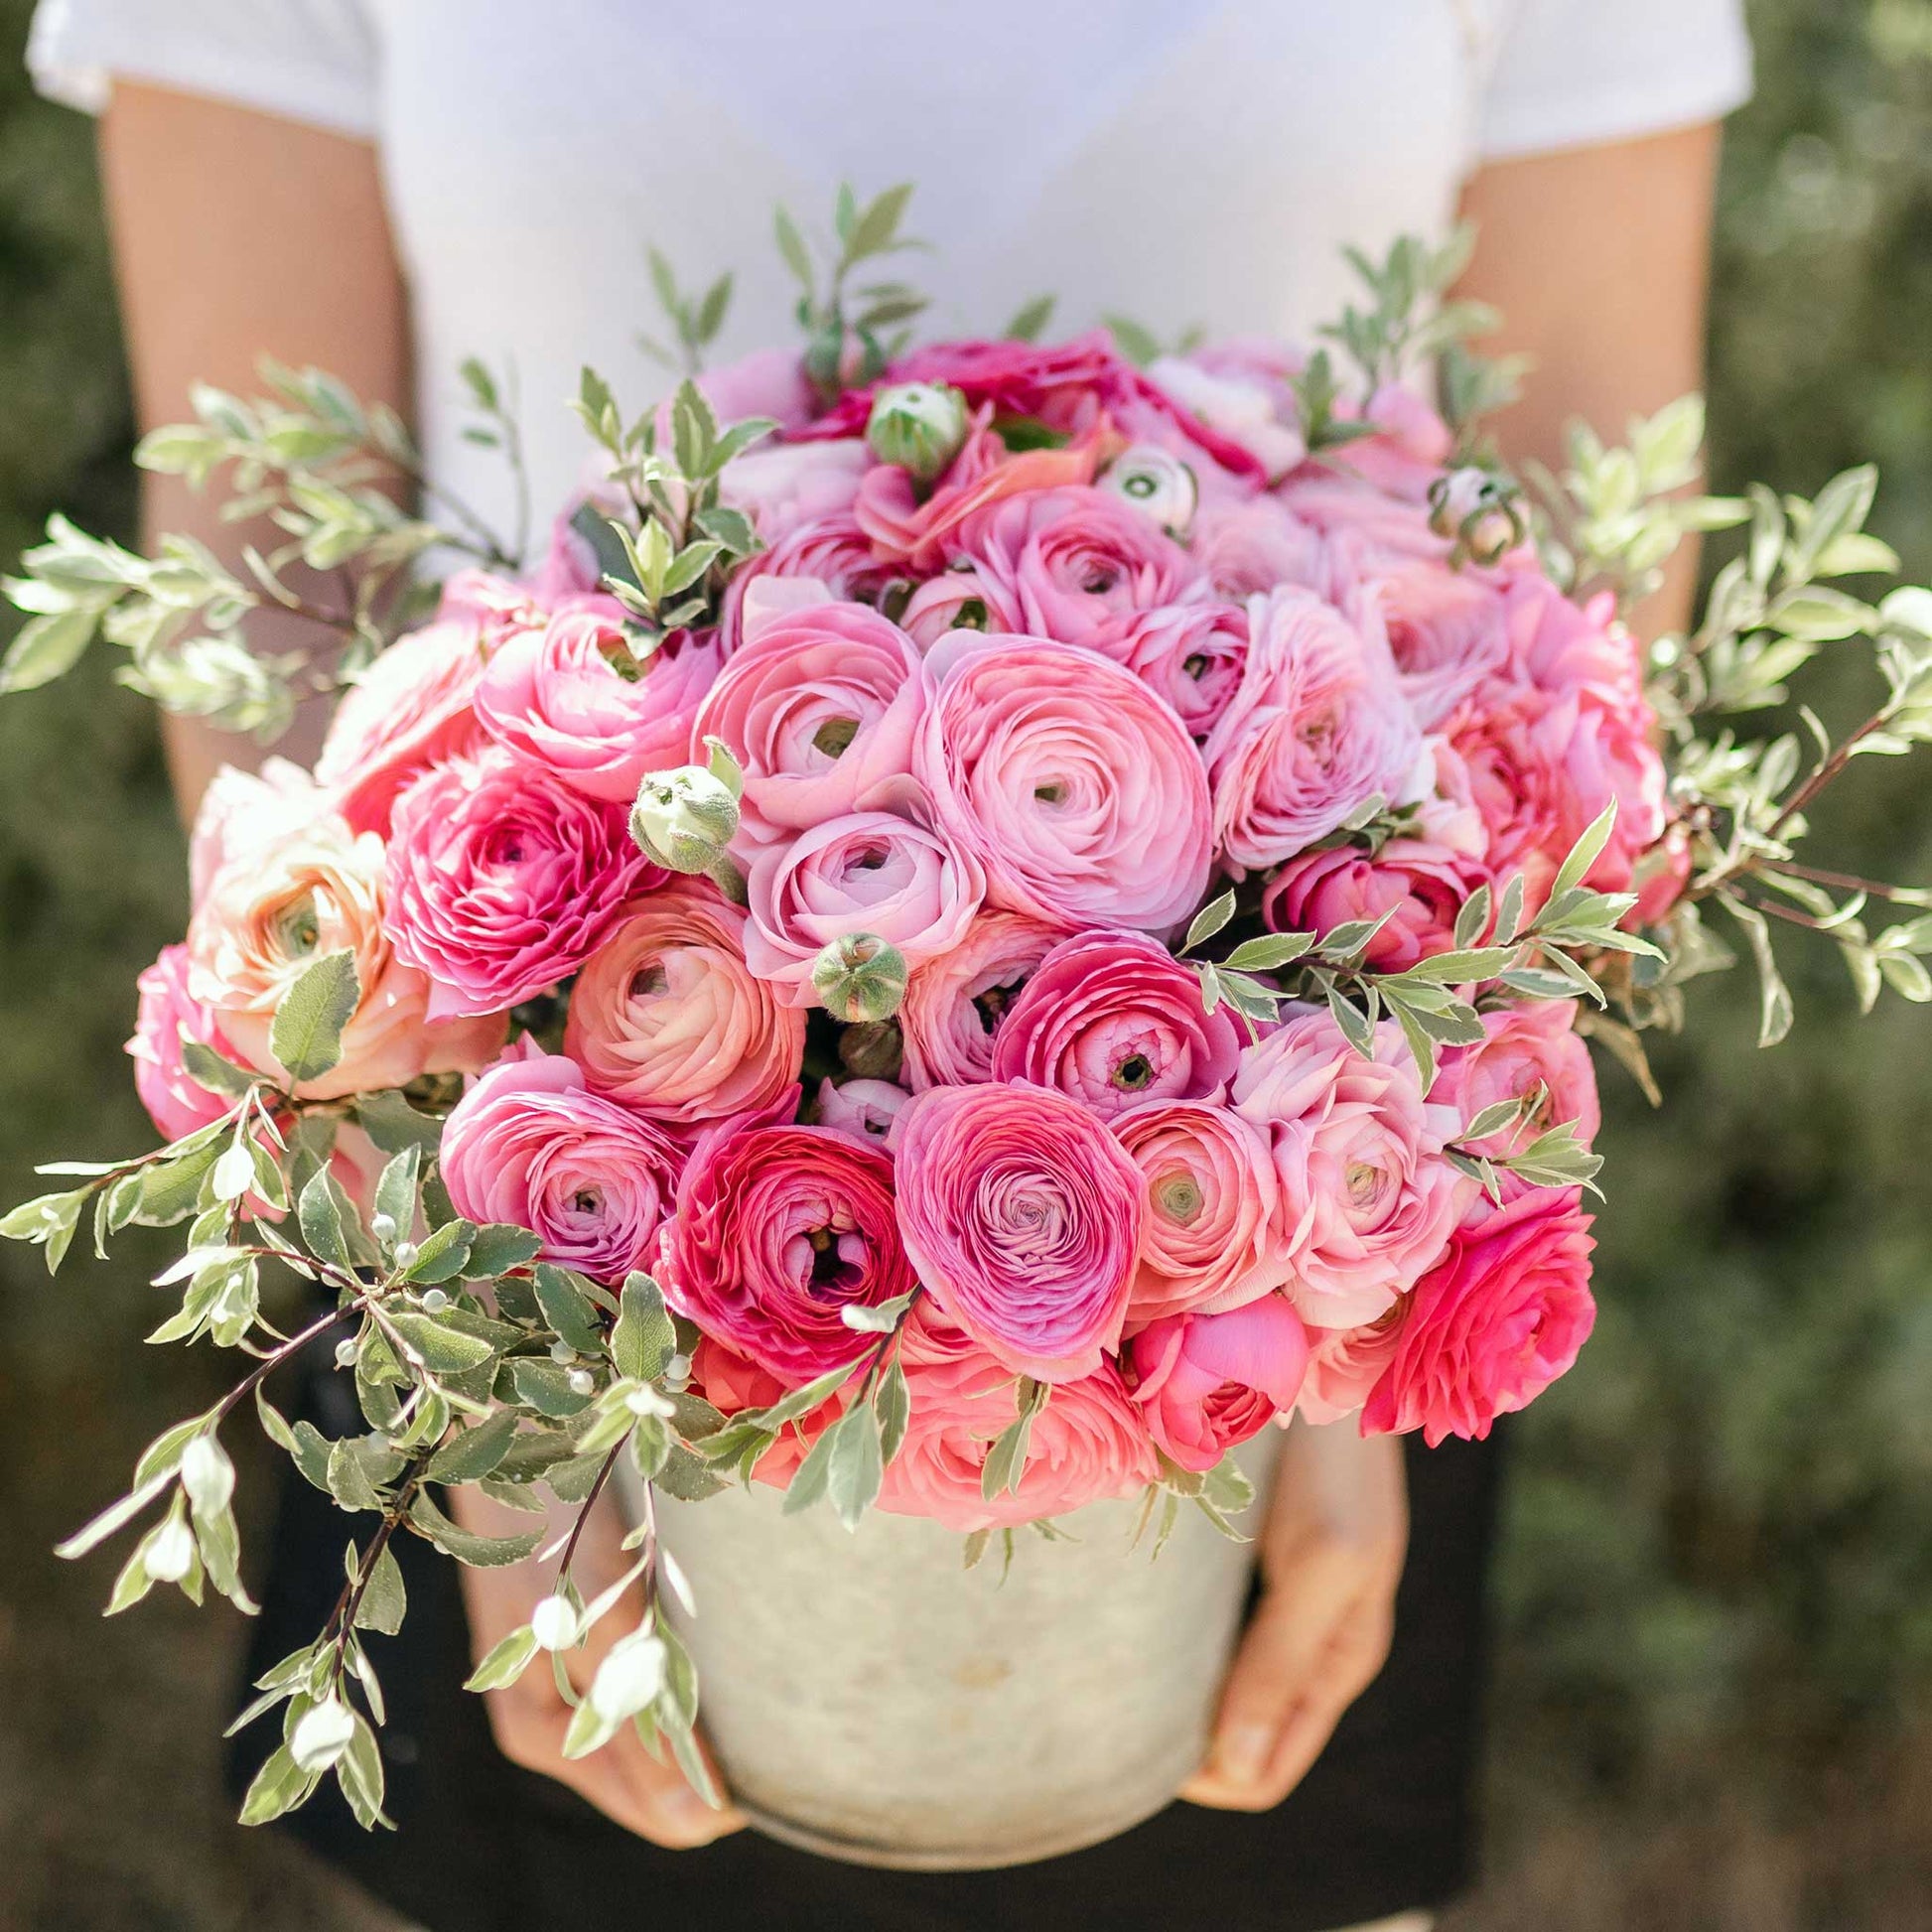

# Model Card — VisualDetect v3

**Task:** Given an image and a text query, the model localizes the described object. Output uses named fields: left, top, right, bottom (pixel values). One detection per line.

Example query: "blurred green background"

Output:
left=3, top=3, right=1931, bottom=1927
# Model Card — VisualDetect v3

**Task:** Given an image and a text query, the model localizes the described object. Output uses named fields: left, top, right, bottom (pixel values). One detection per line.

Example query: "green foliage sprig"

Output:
left=773, top=182, right=928, bottom=403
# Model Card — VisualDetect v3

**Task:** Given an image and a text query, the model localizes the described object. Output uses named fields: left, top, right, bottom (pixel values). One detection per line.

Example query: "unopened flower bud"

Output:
left=867, top=382, right=970, bottom=484
left=837, top=1018, right=905, bottom=1082
left=1101, top=444, right=1199, bottom=539
left=631, top=764, right=741, bottom=873
left=144, top=1513, right=197, bottom=1585
left=1428, top=466, right=1527, bottom=567
left=420, top=1287, right=450, bottom=1314
left=180, top=1434, right=235, bottom=1519
left=549, top=1338, right=576, bottom=1364
left=567, top=1368, right=596, bottom=1397
left=334, top=1338, right=359, bottom=1369
left=589, top=1631, right=667, bottom=1725
left=811, top=933, right=908, bottom=1024
left=369, top=1212, right=398, bottom=1245
left=531, top=1593, right=580, bottom=1652
left=290, top=1697, right=357, bottom=1773
left=393, top=1240, right=419, bottom=1271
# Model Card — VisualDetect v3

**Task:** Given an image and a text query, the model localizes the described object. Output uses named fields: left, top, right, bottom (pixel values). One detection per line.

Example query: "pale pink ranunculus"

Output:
left=814, top=1076, right=909, bottom=1141
left=1203, top=588, right=1423, bottom=875
left=897, top=908, right=1065, bottom=1090
left=315, top=616, right=496, bottom=836
left=1261, top=837, right=1486, bottom=974
left=719, top=514, right=909, bottom=652
left=1325, top=381, right=1455, bottom=500
left=693, top=603, right=925, bottom=846
left=1114, top=1099, right=1288, bottom=1323
left=897, top=567, right=1023, bottom=650
left=475, top=607, right=723, bottom=802
left=127, top=944, right=245, bottom=1142
left=1375, top=560, right=1513, bottom=730
left=189, top=758, right=329, bottom=906
left=1232, top=1009, right=1467, bottom=1328
left=894, top=1081, right=1146, bottom=1384
left=188, top=811, right=504, bottom=1099
left=563, top=883, right=805, bottom=1127
left=691, top=345, right=818, bottom=433
left=1128, top=1295, right=1311, bottom=1472
left=742, top=785, right=986, bottom=1003
left=383, top=749, right=659, bottom=1019
left=990, top=929, right=1240, bottom=1120
left=718, top=437, right=870, bottom=544
left=1430, top=1003, right=1601, bottom=1161
left=1362, top=1185, right=1596, bottom=1446
left=916, top=631, right=1213, bottom=933
left=657, top=1117, right=915, bottom=1388
left=1144, top=353, right=1306, bottom=483
left=1296, top=1316, right=1407, bottom=1427
left=1279, top=475, right=1449, bottom=584
left=960, top=485, right=1204, bottom=651
left=438, top=568, right=555, bottom=647
left=1116, top=602, right=1251, bottom=742
left=1189, top=496, right=1331, bottom=602
left=440, top=1048, right=684, bottom=1283
left=878, top=1347, right=1157, bottom=1533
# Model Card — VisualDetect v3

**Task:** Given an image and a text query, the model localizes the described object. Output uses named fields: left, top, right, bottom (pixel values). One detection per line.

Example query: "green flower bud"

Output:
left=867, top=382, right=970, bottom=484
left=811, top=932, right=909, bottom=1024
left=1100, top=444, right=1199, bottom=539
left=1428, top=466, right=1528, bottom=568
left=631, top=762, right=740, bottom=873
left=838, top=1019, right=905, bottom=1082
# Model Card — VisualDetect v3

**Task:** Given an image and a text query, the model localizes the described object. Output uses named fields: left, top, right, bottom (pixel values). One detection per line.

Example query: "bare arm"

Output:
left=99, top=82, right=408, bottom=819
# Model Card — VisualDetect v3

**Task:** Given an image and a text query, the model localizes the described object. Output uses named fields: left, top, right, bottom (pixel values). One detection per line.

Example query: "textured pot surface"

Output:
left=631, top=1430, right=1282, bottom=1869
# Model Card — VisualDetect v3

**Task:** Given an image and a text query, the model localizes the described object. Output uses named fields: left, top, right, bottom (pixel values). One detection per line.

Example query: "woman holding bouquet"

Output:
left=28, top=2, right=1751, bottom=1927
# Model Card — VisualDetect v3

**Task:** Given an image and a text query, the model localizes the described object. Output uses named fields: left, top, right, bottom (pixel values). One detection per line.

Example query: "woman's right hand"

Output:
left=449, top=1482, right=746, bottom=1849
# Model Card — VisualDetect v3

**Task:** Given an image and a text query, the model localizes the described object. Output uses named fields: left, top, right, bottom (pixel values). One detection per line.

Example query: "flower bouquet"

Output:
left=6, top=187, right=1930, bottom=1863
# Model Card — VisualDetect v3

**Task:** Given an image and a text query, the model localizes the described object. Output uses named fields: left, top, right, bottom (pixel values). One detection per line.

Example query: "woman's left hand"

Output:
left=1180, top=1422, right=1408, bottom=1812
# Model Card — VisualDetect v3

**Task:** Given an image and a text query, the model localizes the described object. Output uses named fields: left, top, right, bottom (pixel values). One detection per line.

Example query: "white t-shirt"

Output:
left=30, top=0, right=1751, bottom=549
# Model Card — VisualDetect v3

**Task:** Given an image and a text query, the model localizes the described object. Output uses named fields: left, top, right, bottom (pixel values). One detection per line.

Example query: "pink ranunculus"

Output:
left=719, top=514, right=909, bottom=652
left=1262, top=837, right=1486, bottom=973
left=1296, top=1316, right=1407, bottom=1427
left=690, top=345, right=818, bottom=433
left=990, top=929, right=1240, bottom=1119
left=1189, top=496, right=1331, bottom=602
left=916, top=631, right=1213, bottom=933
left=879, top=1347, right=1157, bottom=1533
left=1144, top=353, right=1307, bottom=483
left=1326, top=381, right=1455, bottom=499
left=440, top=1048, right=685, bottom=1283
left=127, top=944, right=245, bottom=1141
left=1375, top=560, right=1513, bottom=730
left=1362, top=1186, right=1596, bottom=1446
left=657, top=1118, right=915, bottom=1388
left=1128, top=1296, right=1311, bottom=1472
left=1203, top=588, right=1423, bottom=874
left=693, top=603, right=925, bottom=846
left=718, top=437, right=870, bottom=544
left=1116, top=602, right=1251, bottom=741
left=961, top=485, right=1204, bottom=651
left=475, top=607, right=723, bottom=802
left=188, top=758, right=329, bottom=906
left=1233, top=1009, right=1467, bottom=1328
left=437, top=569, right=555, bottom=647
left=894, top=1081, right=1147, bottom=1383
left=188, top=811, right=505, bottom=1099
left=815, top=1076, right=909, bottom=1141
left=897, top=567, right=1023, bottom=650
left=315, top=615, right=496, bottom=836
left=1430, top=1003, right=1601, bottom=1161
left=897, top=908, right=1065, bottom=1089
left=742, top=783, right=986, bottom=1003
left=383, top=749, right=659, bottom=1019
left=1279, top=475, right=1449, bottom=583
left=1114, top=1099, right=1288, bottom=1323
left=563, top=883, right=805, bottom=1127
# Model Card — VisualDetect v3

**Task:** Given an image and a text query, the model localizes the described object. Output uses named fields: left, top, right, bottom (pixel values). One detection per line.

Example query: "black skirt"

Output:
left=232, top=1358, right=1502, bottom=1932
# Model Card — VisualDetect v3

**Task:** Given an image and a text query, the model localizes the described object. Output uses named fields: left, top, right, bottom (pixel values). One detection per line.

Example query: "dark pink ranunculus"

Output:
left=440, top=1048, right=685, bottom=1283
left=990, top=929, right=1241, bottom=1119
left=879, top=1346, right=1158, bottom=1533
left=1375, top=560, right=1513, bottom=730
left=657, top=1118, right=915, bottom=1389
left=1262, top=837, right=1486, bottom=973
left=961, top=485, right=1204, bottom=651
left=1128, top=1295, right=1311, bottom=1472
left=1203, top=588, right=1424, bottom=874
left=127, top=943, right=244, bottom=1142
left=693, top=602, right=925, bottom=846
left=1361, top=1186, right=1596, bottom=1446
left=893, top=1081, right=1146, bottom=1383
left=1430, top=1003, right=1601, bottom=1162
left=916, top=631, right=1213, bottom=933
left=475, top=607, right=722, bottom=802
left=383, top=749, right=659, bottom=1019
left=897, top=908, right=1066, bottom=1089
left=1116, top=602, right=1251, bottom=741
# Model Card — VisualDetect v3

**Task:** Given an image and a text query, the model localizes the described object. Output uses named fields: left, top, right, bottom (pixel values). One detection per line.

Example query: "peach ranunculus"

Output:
left=127, top=944, right=246, bottom=1142
left=1114, top=1099, right=1288, bottom=1324
left=188, top=757, right=330, bottom=906
left=1261, top=837, right=1487, bottom=974
left=474, top=607, right=723, bottom=803
left=692, top=603, right=926, bottom=848
left=1361, top=1186, right=1596, bottom=1446
left=187, top=810, right=504, bottom=1100
left=1127, top=1295, right=1311, bottom=1472
left=1295, top=1314, right=1408, bottom=1427
left=897, top=908, right=1065, bottom=1090
left=990, top=930, right=1241, bottom=1120
left=563, top=883, right=805, bottom=1127
left=1203, top=587, right=1423, bottom=875
left=893, top=1081, right=1146, bottom=1384
left=1115, top=602, right=1251, bottom=742
left=915, top=631, right=1213, bottom=934
left=1232, top=1009, right=1466, bottom=1329
left=1429, top=1003, right=1601, bottom=1163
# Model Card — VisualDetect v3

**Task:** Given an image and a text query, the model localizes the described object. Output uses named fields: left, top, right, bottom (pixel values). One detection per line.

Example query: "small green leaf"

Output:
left=353, top=1543, right=408, bottom=1635
left=297, top=1168, right=352, bottom=1273
left=464, top=1622, right=542, bottom=1691
left=611, top=1273, right=678, bottom=1382
left=1180, top=894, right=1237, bottom=954
left=410, top=1492, right=543, bottom=1568
left=268, top=950, right=360, bottom=1086
left=400, top=1217, right=476, bottom=1284
left=1223, top=931, right=1314, bottom=973
left=465, top=1223, right=543, bottom=1280
left=427, top=1409, right=521, bottom=1484
left=386, top=1310, right=496, bottom=1376
left=508, top=1357, right=594, bottom=1419
left=1004, top=294, right=1056, bottom=343
left=980, top=1379, right=1047, bottom=1501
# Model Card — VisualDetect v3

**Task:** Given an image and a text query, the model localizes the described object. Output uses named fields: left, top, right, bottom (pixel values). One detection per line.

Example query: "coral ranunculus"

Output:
left=1127, top=1295, right=1311, bottom=1472
left=897, top=908, right=1065, bottom=1090
left=893, top=1081, right=1146, bottom=1384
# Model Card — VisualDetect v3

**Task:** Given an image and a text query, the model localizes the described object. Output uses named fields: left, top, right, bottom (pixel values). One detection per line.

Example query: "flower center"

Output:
left=1082, top=566, right=1120, bottom=596
left=1154, top=1173, right=1204, bottom=1226
left=971, top=978, right=1024, bottom=1035
left=570, top=1186, right=603, bottom=1218
left=276, top=895, right=321, bottom=959
left=1345, top=1161, right=1386, bottom=1208
left=1034, top=782, right=1065, bottom=806
left=806, top=1224, right=861, bottom=1294
left=626, top=963, right=670, bottom=1002
left=1112, top=1052, right=1156, bottom=1091
left=1182, top=652, right=1210, bottom=681
left=812, top=715, right=860, bottom=759
left=850, top=844, right=890, bottom=873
